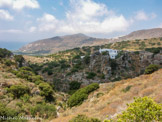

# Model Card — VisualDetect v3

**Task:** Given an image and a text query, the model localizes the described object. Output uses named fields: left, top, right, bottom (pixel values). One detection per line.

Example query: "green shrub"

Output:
left=86, top=72, right=96, bottom=79
left=0, top=102, right=18, bottom=120
left=84, top=55, right=90, bottom=64
left=122, top=85, right=132, bottom=93
left=67, top=83, right=99, bottom=107
left=145, top=47, right=162, bottom=54
left=69, top=81, right=81, bottom=90
left=144, top=64, right=159, bottom=74
left=20, top=94, right=30, bottom=102
left=69, top=114, right=101, bottom=122
left=4, top=59, right=13, bottom=66
left=0, top=48, right=12, bottom=58
left=14, top=55, right=25, bottom=67
left=47, top=69, right=53, bottom=75
left=110, top=59, right=118, bottom=71
left=7, top=84, right=30, bottom=98
left=117, top=97, right=162, bottom=121
left=39, top=83, right=54, bottom=101
left=30, top=104, right=57, bottom=119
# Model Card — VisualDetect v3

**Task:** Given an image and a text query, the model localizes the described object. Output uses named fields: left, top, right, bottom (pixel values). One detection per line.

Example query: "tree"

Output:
left=117, top=97, right=162, bottom=122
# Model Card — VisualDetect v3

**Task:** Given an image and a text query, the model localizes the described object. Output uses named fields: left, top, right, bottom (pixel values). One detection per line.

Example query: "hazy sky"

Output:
left=0, top=0, right=162, bottom=50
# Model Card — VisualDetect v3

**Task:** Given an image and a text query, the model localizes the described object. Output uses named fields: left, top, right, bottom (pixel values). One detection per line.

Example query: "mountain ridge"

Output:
left=19, top=28, right=162, bottom=55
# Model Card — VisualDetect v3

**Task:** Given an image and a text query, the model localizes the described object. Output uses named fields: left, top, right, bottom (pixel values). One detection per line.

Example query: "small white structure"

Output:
left=99, top=48, right=118, bottom=59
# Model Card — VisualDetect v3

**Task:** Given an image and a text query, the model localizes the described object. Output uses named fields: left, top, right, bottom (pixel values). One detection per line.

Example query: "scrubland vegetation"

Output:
left=0, top=37, right=162, bottom=122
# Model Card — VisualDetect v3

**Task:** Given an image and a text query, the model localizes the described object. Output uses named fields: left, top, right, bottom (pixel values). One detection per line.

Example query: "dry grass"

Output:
left=23, top=55, right=53, bottom=64
left=51, top=69, right=162, bottom=122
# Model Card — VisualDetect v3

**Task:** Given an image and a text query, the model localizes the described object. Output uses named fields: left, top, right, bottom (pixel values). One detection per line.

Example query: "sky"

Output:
left=0, top=0, right=162, bottom=50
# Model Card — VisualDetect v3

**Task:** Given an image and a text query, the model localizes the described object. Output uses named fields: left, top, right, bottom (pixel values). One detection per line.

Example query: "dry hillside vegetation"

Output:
left=23, top=55, right=53, bottom=63
left=52, top=69, right=162, bottom=122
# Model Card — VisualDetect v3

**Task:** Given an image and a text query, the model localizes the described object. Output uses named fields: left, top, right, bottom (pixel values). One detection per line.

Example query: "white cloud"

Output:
left=135, top=11, right=148, bottom=21
left=29, top=26, right=36, bottom=32
left=33, top=0, right=130, bottom=35
left=0, top=9, right=13, bottom=21
left=0, top=0, right=39, bottom=10
left=37, top=13, right=58, bottom=32
left=135, top=11, right=157, bottom=21
left=0, top=29, right=23, bottom=33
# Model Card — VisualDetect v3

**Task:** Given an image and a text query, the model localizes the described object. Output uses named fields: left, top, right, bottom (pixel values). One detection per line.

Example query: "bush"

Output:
left=84, top=55, right=90, bottom=64
left=117, top=97, right=162, bottom=121
left=122, top=85, right=132, bottom=93
left=110, top=59, right=118, bottom=71
left=69, top=114, right=101, bottom=122
left=0, top=48, right=12, bottom=58
left=67, top=83, right=99, bottom=107
left=30, top=104, right=57, bottom=119
left=4, top=59, right=13, bottom=66
left=7, top=84, right=30, bottom=98
left=14, top=55, right=25, bottom=67
left=86, top=72, right=96, bottom=79
left=145, top=47, right=162, bottom=54
left=39, top=83, right=54, bottom=101
left=69, top=81, right=81, bottom=90
left=0, top=102, right=18, bottom=120
left=144, top=64, right=159, bottom=74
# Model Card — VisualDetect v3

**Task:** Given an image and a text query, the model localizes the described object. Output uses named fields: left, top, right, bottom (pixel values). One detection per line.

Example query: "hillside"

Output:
left=52, top=69, right=162, bottom=122
left=17, top=28, right=162, bottom=55
left=23, top=40, right=162, bottom=92
left=18, top=33, right=111, bottom=55
left=119, top=28, right=162, bottom=41
left=0, top=48, right=68, bottom=121
left=0, top=46, right=161, bottom=121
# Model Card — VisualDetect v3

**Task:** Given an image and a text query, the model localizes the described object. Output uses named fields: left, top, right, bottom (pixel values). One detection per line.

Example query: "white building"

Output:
left=99, top=48, right=118, bottom=59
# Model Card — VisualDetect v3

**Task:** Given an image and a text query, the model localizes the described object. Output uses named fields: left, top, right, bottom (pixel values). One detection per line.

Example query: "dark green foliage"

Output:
left=116, top=51, right=124, bottom=58
left=70, top=68, right=79, bottom=73
left=69, top=114, right=101, bottom=122
left=122, top=85, right=132, bottom=93
left=67, top=83, right=99, bottom=107
left=86, top=72, right=96, bottom=79
left=4, top=59, right=13, bottom=66
left=110, top=59, right=118, bottom=71
left=145, top=47, right=162, bottom=54
left=117, top=97, right=162, bottom=121
left=30, top=104, right=57, bottom=119
left=69, top=81, right=81, bottom=90
left=0, top=48, right=12, bottom=58
left=47, top=69, right=53, bottom=75
left=15, top=66, right=43, bottom=84
left=84, top=55, right=90, bottom=64
left=39, top=83, right=54, bottom=101
left=145, top=64, right=159, bottom=74
left=14, top=55, right=25, bottom=67
left=73, top=55, right=81, bottom=59
left=7, top=84, right=30, bottom=98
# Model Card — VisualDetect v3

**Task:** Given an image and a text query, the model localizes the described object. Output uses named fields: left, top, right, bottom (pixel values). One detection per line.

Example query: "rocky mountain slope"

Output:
left=119, top=28, right=162, bottom=41
left=19, top=33, right=111, bottom=54
left=26, top=45, right=162, bottom=92
left=52, top=69, right=162, bottom=122
left=18, top=28, right=162, bottom=55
